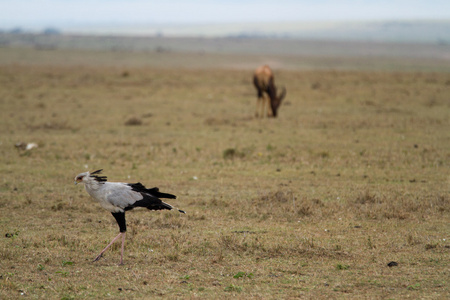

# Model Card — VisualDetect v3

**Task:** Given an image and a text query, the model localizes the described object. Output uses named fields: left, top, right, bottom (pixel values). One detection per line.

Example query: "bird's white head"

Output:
left=74, top=171, right=90, bottom=185
left=74, top=169, right=107, bottom=185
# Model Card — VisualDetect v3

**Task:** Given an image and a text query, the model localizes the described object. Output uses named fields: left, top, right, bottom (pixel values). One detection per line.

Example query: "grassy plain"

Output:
left=0, top=44, right=449, bottom=299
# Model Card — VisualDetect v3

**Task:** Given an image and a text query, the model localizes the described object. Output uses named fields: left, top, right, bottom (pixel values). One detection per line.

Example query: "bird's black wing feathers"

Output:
left=126, top=183, right=179, bottom=212
left=128, top=183, right=176, bottom=199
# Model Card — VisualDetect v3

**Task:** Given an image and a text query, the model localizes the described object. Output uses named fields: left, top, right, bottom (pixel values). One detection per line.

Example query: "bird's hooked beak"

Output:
left=74, top=175, right=84, bottom=185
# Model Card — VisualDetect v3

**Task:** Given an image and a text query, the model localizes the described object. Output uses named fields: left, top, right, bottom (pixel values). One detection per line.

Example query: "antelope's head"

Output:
left=271, top=86, right=286, bottom=117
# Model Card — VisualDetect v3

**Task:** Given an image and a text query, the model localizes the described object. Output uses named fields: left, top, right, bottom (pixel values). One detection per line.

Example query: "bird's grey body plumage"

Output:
left=74, top=169, right=185, bottom=264
left=76, top=169, right=183, bottom=214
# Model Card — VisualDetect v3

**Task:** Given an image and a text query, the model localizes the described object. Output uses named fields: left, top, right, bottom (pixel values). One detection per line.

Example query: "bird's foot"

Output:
left=93, top=254, right=103, bottom=262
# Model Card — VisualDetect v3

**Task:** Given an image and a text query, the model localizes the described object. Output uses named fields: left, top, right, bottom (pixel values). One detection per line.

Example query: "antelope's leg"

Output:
left=256, top=97, right=262, bottom=117
left=266, top=97, right=273, bottom=117
left=261, top=96, right=267, bottom=118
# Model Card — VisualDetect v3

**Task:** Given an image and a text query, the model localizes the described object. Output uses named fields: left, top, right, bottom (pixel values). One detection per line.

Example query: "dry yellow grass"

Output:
left=0, top=48, right=449, bottom=299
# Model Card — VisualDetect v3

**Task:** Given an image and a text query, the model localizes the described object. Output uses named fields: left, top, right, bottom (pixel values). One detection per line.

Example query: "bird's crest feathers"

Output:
left=90, top=169, right=107, bottom=183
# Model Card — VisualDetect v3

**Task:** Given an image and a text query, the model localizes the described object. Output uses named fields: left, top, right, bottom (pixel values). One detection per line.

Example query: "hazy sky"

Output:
left=1, top=0, right=449, bottom=28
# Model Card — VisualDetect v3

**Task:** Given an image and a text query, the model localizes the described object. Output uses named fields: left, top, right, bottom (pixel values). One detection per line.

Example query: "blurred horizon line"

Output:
left=2, top=19, right=449, bottom=44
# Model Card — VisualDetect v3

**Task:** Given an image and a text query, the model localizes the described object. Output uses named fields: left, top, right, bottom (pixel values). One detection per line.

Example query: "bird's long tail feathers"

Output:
left=130, top=196, right=186, bottom=214
left=154, top=200, right=186, bottom=214
left=146, top=187, right=176, bottom=199
left=161, top=201, right=186, bottom=214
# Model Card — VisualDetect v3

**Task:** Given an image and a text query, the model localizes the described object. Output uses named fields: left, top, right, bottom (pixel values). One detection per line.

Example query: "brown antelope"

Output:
left=253, top=65, right=286, bottom=118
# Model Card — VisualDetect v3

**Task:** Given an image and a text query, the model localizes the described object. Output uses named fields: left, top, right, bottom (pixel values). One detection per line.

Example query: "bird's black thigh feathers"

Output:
left=112, top=212, right=127, bottom=232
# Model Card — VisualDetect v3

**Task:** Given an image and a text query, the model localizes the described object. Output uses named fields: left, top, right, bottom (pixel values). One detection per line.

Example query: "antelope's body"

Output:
left=253, top=65, right=286, bottom=118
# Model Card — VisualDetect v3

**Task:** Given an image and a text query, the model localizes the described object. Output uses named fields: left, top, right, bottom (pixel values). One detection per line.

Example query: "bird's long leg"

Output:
left=119, top=232, right=126, bottom=265
left=93, top=232, right=124, bottom=262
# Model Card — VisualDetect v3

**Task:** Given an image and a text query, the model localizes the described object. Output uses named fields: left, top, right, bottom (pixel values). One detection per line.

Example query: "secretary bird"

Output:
left=74, top=169, right=185, bottom=265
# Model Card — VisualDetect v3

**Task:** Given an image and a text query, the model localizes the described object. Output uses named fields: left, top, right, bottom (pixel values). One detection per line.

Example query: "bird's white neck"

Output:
left=84, top=177, right=102, bottom=191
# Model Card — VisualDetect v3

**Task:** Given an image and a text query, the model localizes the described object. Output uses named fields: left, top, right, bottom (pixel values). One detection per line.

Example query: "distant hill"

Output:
left=1, top=20, right=449, bottom=44
left=1, top=31, right=449, bottom=67
left=1, top=20, right=449, bottom=72
left=271, top=20, right=450, bottom=44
